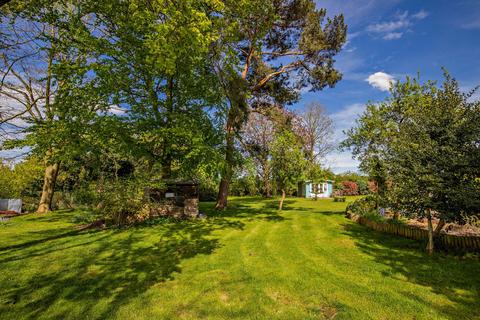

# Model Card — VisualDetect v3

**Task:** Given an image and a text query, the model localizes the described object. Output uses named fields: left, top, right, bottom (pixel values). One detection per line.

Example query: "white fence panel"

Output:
left=0, top=199, right=22, bottom=213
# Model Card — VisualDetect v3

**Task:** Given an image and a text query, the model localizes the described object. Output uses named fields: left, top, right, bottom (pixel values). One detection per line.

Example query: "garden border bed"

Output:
left=346, top=212, right=480, bottom=253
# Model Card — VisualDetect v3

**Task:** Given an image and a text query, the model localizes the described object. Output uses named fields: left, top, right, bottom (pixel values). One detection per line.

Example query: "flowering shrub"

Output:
left=341, top=181, right=358, bottom=196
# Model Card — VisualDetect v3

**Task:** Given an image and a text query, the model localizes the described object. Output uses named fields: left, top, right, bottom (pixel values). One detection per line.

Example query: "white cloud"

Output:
left=106, top=105, right=127, bottom=116
left=412, top=9, right=429, bottom=20
left=461, top=84, right=480, bottom=102
left=366, top=10, right=429, bottom=40
left=383, top=32, right=403, bottom=40
left=462, top=19, right=480, bottom=29
left=0, top=147, right=30, bottom=162
left=367, top=19, right=409, bottom=33
left=343, top=31, right=361, bottom=50
left=366, top=72, right=396, bottom=91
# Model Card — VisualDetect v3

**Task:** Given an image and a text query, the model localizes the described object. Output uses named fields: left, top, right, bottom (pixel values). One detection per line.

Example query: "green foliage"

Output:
left=212, top=0, right=346, bottom=207
left=343, top=71, right=480, bottom=223
left=357, top=179, right=369, bottom=195
left=333, top=172, right=371, bottom=196
left=94, top=179, right=150, bottom=225
left=270, top=130, right=306, bottom=194
left=1, top=0, right=346, bottom=212
left=0, top=158, right=43, bottom=199
left=346, top=196, right=378, bottom=217
left=230, top=159, right=259, bottom=196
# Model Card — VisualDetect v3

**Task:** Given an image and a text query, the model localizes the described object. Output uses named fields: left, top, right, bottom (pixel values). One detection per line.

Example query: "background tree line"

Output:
left=0, top=0, right=347, bottom=217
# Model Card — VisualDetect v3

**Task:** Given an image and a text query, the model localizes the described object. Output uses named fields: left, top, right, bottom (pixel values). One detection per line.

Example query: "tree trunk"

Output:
left=162, top=76, right=174, bottom=179
left=215, top=121, right=235, bottom=210
left=161, top=157, right=172, bottom=179
left=264, top=179, right=272, bottom=198
left=426, top=211, right=434, bottom=255
left=215, top=70, right=248, bottom=210
left=262, top=162, right=272, bottom=198
left=434, top=218, right=446, bottom=236
left=278, top=189, right=286, bottom=210
left=37, top=162, right=60, bottom=214
left=215, top=178, right=229, bottom=210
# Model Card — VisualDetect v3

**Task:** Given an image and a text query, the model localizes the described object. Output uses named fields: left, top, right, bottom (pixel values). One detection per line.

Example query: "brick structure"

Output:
left=148, top=181, right=199, bottom=219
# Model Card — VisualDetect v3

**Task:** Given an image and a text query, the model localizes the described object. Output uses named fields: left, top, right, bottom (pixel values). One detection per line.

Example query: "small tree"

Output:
left=241, top=111, right=277, bottom=197
left=297, top=102, right=334, bottom=165
left=270, top=130, right=306, bottom=210
left=344, top=71, right=480, bottom=254
left=0, top=4, right=110, bottom=213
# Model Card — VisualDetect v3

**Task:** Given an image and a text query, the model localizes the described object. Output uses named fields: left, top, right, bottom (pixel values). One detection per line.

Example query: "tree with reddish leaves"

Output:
left=341, top=181, right=359, bottom=196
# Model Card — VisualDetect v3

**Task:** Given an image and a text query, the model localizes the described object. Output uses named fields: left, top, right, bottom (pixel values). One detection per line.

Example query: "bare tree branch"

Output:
left=252, top=61, right=302, bottom=92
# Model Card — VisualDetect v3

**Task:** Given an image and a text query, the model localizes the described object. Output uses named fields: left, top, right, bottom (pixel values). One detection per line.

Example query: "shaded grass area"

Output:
left=0, top=197, right=479, bottom=319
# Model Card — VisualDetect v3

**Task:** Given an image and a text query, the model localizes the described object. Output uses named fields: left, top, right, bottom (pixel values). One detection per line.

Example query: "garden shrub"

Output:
left=341, top=181, right=359, bottom=196
left=333, top=196, right=346, bottom=202
left=94, top=179, right=159, bottom=225
left=345, top=195, right=377, bottom=217
left=196, top=175, right=218, bottom=201
left=52, top=192, right=75, bottom=210
left=357, top=180, right=369, bottom=195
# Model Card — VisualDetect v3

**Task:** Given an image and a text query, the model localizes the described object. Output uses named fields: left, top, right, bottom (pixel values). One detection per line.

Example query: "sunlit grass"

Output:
left=0, top=197, right=478, bottom=319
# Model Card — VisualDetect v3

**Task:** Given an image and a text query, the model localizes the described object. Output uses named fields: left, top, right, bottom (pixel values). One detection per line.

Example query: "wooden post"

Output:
left=426, top=211, right=434, bottom=255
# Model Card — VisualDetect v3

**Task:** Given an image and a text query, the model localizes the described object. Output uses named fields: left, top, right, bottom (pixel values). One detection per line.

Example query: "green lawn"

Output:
left=0, top=197, right=479, bottom=319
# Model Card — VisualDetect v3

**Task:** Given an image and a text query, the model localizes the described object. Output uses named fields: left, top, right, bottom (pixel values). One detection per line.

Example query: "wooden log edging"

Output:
left=346, top=212, right=480, bottom=253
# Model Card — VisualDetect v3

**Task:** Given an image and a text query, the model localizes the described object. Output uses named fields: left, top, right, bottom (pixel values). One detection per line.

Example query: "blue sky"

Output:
left=295, top=0, right=480, bottom=173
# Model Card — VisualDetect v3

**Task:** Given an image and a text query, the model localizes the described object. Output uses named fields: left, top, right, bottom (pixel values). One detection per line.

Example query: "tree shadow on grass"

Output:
left=0, top=215, right=247, bottom=319
left=0, top=227, right=89, bottom=253
left=342, top=221, right=480, bottom=319
left=20, top=210, right=77, bottom=223
left=285, top=208, right=345, bottom=216
left=0, top=198, right=295, bottom=319
left=200, top=198, right=291, bottom=223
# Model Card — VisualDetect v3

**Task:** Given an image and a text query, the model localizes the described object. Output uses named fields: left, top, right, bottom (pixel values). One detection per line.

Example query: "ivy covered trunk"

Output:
left=37, top=162, right=60, bottom=214
left=215, top=121, right=235, bottom=210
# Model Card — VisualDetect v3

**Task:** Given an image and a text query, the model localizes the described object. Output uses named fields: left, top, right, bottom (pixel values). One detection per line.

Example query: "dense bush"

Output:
left=197, top=177, right=218, bottom=201
left=336, top=181, right=358, bottom=196
left=230, top=175, right=259, bottom=196
left=357, top=180, right=369, bottom=195
left=94, top=178, right=165, bottom=225
left=345, top=196, right=377, bottom=217
left=0, top=159, right=43, bottom=200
